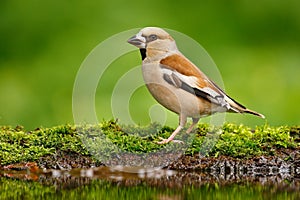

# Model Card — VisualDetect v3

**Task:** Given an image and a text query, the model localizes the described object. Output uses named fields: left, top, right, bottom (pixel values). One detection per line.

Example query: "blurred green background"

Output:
left=1, top=0, right=299, bottom=129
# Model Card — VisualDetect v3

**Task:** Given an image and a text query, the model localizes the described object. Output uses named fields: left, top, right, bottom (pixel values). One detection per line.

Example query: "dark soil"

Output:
left=2, top=148, right=299, bottom=175
left=1, top=148, right=299, bottom=191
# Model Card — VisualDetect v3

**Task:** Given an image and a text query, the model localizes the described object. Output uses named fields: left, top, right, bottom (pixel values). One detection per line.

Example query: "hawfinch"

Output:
left=127, top=27, right=265, bottom=144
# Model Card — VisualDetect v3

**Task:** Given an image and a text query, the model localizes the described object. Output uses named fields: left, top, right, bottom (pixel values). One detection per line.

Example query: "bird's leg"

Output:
left=157, top=126, right=183, bottom=144
left=186, top=117, right=200, bottom=133
left=157, top=114, right=187, bottom=144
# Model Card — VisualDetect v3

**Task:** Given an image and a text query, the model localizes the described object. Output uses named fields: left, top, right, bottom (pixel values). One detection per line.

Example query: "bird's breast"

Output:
left=141, top=62, right=215, bottom=117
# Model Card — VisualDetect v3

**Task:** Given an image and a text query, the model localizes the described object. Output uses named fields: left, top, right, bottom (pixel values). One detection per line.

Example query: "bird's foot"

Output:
left=156, top=137, right=184, bottom=144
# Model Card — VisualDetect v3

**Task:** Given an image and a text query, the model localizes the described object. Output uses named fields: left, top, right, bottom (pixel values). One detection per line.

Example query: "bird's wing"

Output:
left=161, top=66, right=232, bottom=110
left=160, top=54, right=244, bottom=112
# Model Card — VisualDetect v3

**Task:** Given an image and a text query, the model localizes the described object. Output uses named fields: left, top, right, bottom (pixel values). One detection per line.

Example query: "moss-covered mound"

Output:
left=0, top=120, right=299, bottom=167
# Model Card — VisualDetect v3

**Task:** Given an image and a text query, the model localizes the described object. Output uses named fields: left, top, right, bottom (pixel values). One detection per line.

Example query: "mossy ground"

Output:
left=0, top=120, right=299, bottom=167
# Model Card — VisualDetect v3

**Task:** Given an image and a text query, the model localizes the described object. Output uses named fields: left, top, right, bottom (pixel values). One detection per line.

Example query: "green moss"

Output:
left=0, top=121, right=298, bottom=165
left=0, top=125, right=88, bottom=165
left=211, top=124, right=296, bottom=158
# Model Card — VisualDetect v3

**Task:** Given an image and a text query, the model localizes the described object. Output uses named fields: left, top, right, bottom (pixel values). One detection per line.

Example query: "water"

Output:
left=0, top=166, right=299, bottom=200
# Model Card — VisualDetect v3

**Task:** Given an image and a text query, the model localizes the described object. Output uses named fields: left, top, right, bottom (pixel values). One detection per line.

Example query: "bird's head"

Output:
left=128, top=27, right=178, bottom=60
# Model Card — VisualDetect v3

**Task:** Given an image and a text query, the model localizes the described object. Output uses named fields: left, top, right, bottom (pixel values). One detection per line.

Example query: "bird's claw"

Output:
left=156, top=137, right=184, bottom=144
left=156, top=138, right=169, bottom=144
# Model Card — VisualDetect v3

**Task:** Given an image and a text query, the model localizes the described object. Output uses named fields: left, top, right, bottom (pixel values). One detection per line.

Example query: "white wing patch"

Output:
left=161, top=68, right=198, bottom=87
left=161, top=67, right=232, bottom=110
left=202, top=87, right=220, bottom=98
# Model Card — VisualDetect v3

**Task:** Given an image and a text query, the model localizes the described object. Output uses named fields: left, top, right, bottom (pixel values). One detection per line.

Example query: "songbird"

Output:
left=127, top=27, right=265, bottom=144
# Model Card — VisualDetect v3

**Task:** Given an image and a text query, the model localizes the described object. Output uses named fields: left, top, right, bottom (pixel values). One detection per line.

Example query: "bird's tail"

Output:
left=244, top=108, right=265, bottom=119
left=225, top=96, right=265, bottom=118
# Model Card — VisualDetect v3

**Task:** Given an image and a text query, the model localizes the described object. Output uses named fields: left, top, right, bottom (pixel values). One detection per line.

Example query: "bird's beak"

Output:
left=127, top=33, right=146, bottom=49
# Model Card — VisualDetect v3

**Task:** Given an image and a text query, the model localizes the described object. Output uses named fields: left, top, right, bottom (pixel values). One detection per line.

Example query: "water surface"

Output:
left=0, top=166, right=299, bottom=199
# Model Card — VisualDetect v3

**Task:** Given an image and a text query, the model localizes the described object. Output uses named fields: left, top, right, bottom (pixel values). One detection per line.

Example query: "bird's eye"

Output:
left=148, top=34, right=158, bottom=42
